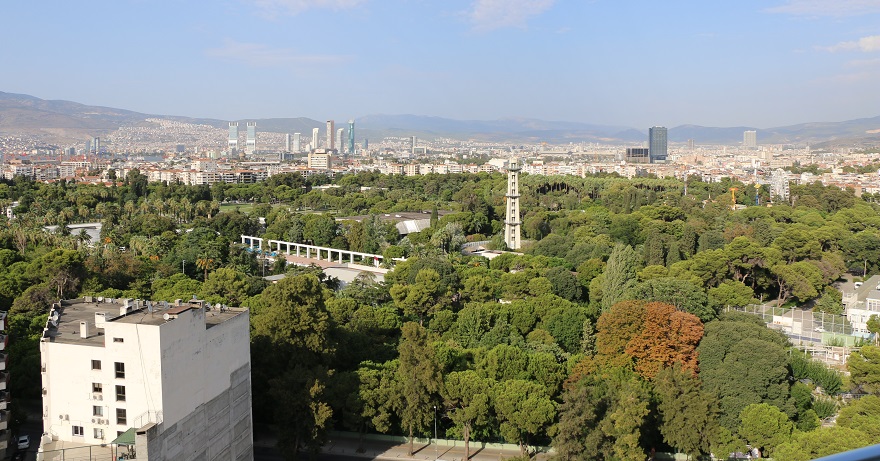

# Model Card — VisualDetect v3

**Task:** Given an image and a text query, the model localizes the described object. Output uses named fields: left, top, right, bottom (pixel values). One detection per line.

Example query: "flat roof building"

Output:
left=39, top=297, right=253, bottom=461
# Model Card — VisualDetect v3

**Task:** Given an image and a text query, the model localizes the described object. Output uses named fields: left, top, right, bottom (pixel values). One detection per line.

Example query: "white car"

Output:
left=17, top=435, right=30, bottom=450
left=815, top=327, right=825, bottom=333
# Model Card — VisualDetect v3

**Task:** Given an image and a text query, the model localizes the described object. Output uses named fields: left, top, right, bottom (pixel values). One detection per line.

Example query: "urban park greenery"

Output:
left=2, top=169, right=880, bottom=459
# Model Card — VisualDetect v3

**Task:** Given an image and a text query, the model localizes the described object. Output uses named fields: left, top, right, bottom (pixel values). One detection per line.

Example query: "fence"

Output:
left=729, top=304, right=864, bottom=365
left=37, top=445, right=117, bottom=461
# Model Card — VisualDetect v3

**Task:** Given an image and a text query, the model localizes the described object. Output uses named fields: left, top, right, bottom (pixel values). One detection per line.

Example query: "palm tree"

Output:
left=196, top=256, right=216, bottom=281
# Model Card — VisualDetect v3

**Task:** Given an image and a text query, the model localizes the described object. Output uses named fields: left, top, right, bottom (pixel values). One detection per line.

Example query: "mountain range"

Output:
left=2, top=91, right=879, bottom=147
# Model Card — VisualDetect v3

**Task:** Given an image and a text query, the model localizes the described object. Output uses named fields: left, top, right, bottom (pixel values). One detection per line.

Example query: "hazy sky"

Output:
left=3, top=0, right=879, bottom=129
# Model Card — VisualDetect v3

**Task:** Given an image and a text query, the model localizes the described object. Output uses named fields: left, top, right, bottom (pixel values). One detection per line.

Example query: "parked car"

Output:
left=17, top=434, right=30, bottom=450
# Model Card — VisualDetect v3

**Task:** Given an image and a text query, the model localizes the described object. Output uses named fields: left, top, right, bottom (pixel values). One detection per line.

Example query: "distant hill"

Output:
left=1, top=91, right=879, bottom=146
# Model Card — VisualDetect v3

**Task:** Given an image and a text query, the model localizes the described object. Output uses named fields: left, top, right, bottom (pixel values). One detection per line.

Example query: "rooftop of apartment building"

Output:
left=41, top=297, right=247, bottom=347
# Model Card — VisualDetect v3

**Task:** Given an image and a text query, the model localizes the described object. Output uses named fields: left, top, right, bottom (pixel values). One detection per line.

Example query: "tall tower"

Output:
left=93, top=137, right=100, bottom=154
left=228, top=122, right=239, bottom=152
left=336, top=128, right=344, bottom=155
left=743, top=130, right=757, bottom=148
left=326, top=120, right=335, bottom=151
left=348, top=120, right=355, bottom=156
left=649, top=126, right=667, bottom=163
left=246, top=122, right=257, bottom=155
left=411, top=136, right=417, bottom=155
left=293, top=133, right=301, bottom=153
left=504, top=158, right=522, bottom=250
left=311, top=128, right=320, bottom=150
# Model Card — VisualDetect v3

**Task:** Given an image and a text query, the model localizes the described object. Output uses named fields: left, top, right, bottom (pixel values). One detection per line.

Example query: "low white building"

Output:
left=39, top=297, right=253, bottom=461
left=841, top=275, right=880, bottom=336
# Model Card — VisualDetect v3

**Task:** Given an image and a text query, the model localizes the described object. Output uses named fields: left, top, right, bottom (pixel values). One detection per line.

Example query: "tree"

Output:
left=654, top=365, right=722, bottom=458
left=199, top=267, right=250, bottom=305
left=395, top=322, right=442, bottom=456
left=738, top=403, right=794, bottom=458
left=848, top=345, right=880, bottom=395
left=493, top=379, right=556, bottom=456
left=628, top=278, right=712, bottom=321
left=390, top=268, right=445, bottom=325
left=624, top=302, right=704, bottom=379
left=250, top=274, right=333, bottom=457
left=602, top=244, right=640, bottom=310
left=443, top=371, right=492, bottom=461
left=708, top=281, right=755, bottom=311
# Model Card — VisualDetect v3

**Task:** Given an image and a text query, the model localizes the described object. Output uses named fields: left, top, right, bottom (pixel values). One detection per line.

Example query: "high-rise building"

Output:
left=246, top=122, right=257, bottom=155
left=649, top=126, right=668, bottom=163
left=348, top=120, right=355, bottom=156
left=326, top=120, right=335, bottom=151
left=93, top=137, right=101, bottom=154
left=311, top=128, right=320, bottom=151
left=39, top=297, right=253, bottom=460
left=743, top=130, right=757, bottom=148
left=687, top=139, right=695, bottom=150
left=84, top=140, right=91, bottom=155
left=285, top=134, right=291, bottom=152
left=293, top=133, right=301, bottom=153
left=504, top=158, right=522, bottom=250
left=411, top=136, right=417, bottom=155
left=336, top=128, right=344, bottom=155
left=228, top=123, right=239, bottom=152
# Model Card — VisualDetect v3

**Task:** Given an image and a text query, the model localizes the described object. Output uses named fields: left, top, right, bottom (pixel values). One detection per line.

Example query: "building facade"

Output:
left=649, top=126, right=668, bottom=163
left=246, top=122, right=257, bottom=155
left=744, top=130, right=757, bottom=148
left=326, top=120, right=335, bottom=151
left=39, top=297, right=253, bottom=461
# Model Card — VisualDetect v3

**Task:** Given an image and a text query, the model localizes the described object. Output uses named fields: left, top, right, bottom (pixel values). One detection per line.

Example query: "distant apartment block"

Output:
left=744, top=130, right=757, bottom=148
left=626, top=147, right=650, bottom=164
left=39, top=297, right=253, bottom=460
left=308, top=150, right=333, bottom=170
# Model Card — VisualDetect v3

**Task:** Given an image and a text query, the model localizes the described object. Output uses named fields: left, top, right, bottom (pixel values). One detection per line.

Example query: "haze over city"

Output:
left=2, top=0, right=880, bottom=129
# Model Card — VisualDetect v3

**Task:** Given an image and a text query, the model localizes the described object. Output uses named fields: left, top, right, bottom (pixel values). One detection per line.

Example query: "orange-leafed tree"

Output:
left=594, top=300, right=647, bottom=369
left=625, top=302, right=704, bottom=379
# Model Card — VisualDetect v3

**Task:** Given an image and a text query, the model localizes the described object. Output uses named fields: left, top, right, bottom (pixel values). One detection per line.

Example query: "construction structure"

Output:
left=504, top=158, right=522, bottom=250
left=39, top=297, right=253, bottom=461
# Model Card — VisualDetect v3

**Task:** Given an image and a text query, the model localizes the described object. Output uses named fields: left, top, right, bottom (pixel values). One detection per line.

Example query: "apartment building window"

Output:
left=73, top=426, right=84, bottom=436
left=93, top=383, right=102, bottom=393
left=113, top=337, right=124, bottom=343
left=93, top=405, right=103, bottom=417
left=94, top=428, right=104, bottom=439
left=114, top=362, right=125, bottom=379
left=116, top=385, right=126, bottom=402
left=116, top=408, right=127, bottom=425
left=91, top=360, right=101, bottom=370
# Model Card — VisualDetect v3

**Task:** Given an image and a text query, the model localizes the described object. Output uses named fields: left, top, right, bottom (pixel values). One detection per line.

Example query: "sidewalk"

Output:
left=318, top=433, right=552, bottom=461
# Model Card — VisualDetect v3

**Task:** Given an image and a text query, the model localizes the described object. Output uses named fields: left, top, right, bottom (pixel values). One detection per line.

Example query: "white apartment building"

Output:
left=39, top=297, right=253, bottom=461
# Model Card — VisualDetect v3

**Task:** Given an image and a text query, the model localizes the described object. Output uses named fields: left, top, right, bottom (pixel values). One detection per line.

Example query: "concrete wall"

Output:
left=137, top=363, right=253, bottom=461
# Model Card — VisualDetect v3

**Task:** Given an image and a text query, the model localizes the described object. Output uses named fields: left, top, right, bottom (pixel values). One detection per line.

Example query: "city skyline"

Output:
left=1, top=1, right=879, bottom=129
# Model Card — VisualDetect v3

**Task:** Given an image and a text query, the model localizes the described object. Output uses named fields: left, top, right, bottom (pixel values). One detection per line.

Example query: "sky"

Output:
left=2, top=0, right=880, bottom=129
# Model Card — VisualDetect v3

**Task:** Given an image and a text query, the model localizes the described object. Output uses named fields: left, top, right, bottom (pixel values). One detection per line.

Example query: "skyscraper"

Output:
left=649, top=126, right=668, bottom=163
left=336, top=128, right=344, bottom=155
left=348, top=120, right=355, bottom=156
left=293, top=133, right=301, bottom=153
left=326, top=120, right=335, bottom=151
left=411, top=136, right=417, bottom=155
left=285, top=133, right=291, bottom=152
left=92, top=137, right=100, bottom=154
left=743, top=130, right=757, bottom=148
left=228, top=122, right=239, bottom=152
left=311, top=128, right=320, bottom=150
left=246, top=122, right=257, bottom=155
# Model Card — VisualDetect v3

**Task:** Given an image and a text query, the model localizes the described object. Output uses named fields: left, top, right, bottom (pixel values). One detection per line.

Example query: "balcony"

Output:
left=0, top=334, right=6, bottom=351
left=0, top=371, right=7, bottom=391
left=0, top=352, right=6, bottom=371
left=0, top=391, right=7, bottom=411
left=0, top=410, right=8, bottom=431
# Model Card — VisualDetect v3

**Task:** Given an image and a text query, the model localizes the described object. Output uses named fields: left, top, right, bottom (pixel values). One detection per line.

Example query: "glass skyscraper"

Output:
left=649, top=126, right=667, bottom=163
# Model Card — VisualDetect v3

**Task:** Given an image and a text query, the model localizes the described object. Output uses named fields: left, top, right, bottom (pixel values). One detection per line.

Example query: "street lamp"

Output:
left=182, top=259, right=186, bottom=274
left=433, top=405, right=438, bottom=460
